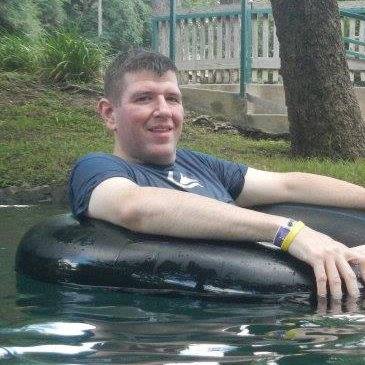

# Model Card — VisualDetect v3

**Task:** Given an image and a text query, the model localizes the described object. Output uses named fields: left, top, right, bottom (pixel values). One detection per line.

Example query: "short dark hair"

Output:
left=104, top=49, right=178, bottom=105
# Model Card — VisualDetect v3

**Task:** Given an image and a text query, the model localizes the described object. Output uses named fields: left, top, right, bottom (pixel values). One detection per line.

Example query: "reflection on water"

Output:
left=2, top=204, right=365, bottom=364
left=0, top=342, right=102, bottom=359
left=8, top=322, right=96, bottom=336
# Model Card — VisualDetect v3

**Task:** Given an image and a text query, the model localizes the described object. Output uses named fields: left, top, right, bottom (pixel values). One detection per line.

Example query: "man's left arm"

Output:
left=236, top=168, right=365, bottom=209
left=235, top=168, right=365, bottom=299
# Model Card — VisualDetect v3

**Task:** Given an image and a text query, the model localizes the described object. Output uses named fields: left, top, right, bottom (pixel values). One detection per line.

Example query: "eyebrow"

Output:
left=166, top=92, right=182, bottom=99
left=131, top=91, right=153, bottom=98
left=131, top=91, right=182, bottom=99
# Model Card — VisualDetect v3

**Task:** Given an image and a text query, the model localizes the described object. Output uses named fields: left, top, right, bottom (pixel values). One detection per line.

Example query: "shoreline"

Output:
left=0, top=184, right=68, bottom=205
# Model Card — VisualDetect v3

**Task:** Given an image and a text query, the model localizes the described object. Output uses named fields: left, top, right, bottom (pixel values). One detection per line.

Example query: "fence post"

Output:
left=244, top=0, right=252, bottom=84
left=240, top=0, right=247, bottom=97
left=169, top=0, right=177, bottom=62
left=97, top=0, right=102, bottom=37
left=150, top=19, right=159, bottom=52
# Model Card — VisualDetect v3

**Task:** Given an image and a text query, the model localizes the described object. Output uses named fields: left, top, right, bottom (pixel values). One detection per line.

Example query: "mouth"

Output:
left=148, top=126, right=173, bottom=133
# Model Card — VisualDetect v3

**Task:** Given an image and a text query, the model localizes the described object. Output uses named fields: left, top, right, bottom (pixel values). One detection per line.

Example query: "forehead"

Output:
left=121, top=70, right=180, bottom=95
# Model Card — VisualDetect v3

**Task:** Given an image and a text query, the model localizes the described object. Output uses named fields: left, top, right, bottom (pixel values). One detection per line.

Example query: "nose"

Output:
left=153, top=96, right=172, bottom=118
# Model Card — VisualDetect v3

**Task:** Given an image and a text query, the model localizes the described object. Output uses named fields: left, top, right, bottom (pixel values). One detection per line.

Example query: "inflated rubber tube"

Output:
left=16, top=204, right=365, bottom=298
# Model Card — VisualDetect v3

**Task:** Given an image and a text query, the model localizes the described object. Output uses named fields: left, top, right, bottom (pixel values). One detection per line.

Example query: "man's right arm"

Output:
left=87, top=176, right=365, bottom=300
left=87, top=176, right=287, bottom=242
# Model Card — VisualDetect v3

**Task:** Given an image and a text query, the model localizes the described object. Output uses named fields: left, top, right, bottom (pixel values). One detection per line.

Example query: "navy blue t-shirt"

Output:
left=69, top=148, right=248, bottom=217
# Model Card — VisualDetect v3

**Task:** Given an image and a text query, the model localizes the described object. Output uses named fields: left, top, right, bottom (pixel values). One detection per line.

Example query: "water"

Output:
left=2, top=204, right=365, bottom=364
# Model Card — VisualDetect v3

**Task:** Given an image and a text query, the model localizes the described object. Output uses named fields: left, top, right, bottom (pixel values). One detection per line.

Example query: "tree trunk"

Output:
left=270, top=0, right=365, bottom=159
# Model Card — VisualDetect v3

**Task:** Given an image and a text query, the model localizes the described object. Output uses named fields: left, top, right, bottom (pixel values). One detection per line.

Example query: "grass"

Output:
left=180, top=125, right=365, bottom=184
left=41, top=30, right=105, bottom=83
left=0, top=34, right=39, bottom=72
left=1, top=72, right=364, bottom=188
left=0, top=30, right=105, bottom=83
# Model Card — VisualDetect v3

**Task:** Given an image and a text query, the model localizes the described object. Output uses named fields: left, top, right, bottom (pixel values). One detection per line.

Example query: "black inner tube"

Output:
left=15, top=204, right=365, bottom=298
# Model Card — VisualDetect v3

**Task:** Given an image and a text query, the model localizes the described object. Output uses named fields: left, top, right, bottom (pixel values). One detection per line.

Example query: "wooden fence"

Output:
left=151, top=1, right=365, bottom=84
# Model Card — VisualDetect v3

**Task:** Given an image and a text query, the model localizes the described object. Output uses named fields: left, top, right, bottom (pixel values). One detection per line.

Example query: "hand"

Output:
left=350, top=245, right=365, bottom=256
left=317, top=295, right=359, bottom=314
left=349, top=246, right=365, bottom=280
left=287, top=227, right=365, bottom=299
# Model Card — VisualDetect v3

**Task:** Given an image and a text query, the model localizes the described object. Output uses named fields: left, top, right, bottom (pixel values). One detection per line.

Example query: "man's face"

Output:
left=107, top=70, right=184, bottom=165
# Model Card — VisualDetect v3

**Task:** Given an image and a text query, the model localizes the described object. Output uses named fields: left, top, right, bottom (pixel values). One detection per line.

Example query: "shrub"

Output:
left=0, top=33, right=40, bottom=72
left=0, top=0, right=41, bottom=37
left=102, top=0, right=151, bottom=53
left=64, top=0, right=151, bottom=54
left=41, top=29, right=104, bottom=83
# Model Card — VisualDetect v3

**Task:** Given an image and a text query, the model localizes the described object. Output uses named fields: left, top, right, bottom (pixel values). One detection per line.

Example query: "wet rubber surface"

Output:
left=2, top=204, right=365, bottom=364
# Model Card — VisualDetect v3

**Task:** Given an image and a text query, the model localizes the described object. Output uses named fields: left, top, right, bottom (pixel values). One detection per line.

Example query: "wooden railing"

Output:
left=151, top=1, right=365, bottom=84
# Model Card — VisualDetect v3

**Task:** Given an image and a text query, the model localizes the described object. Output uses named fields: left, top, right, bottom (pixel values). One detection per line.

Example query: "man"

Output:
left=69, top=50, right=365, bottom=300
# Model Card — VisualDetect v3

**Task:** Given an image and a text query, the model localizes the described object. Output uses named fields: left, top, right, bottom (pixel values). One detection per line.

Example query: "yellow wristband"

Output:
left=281, top=221, right=306, bottom=252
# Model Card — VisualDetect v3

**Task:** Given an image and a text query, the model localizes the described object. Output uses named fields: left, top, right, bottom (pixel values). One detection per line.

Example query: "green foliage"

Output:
left=181, top=0, right=239, bottom=7
left=0, top=27, right=105, bottom=83
left=181, top=0, right=218, bottom=7
left=103, top=0, right=151, bottom=53
left=0, top=0, right=152, bottom=54
left=0, top=34, right=40, bottom=72
left=34, top=0, right=67, bottom=30
left=41, top=29, right=104, bottom=82
left=64, top=0, right=151, bottom=53
left=0, top=0, right=41, bottom=37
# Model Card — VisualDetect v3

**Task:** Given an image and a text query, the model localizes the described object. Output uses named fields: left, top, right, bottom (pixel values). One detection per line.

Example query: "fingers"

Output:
left=288, top=228, right=364, bottom=299
left=324, top=258, right=343, bottom=300
left=313, top=262, right=327, bottom=298
left=348, top=246, right=365, bottom=282
left=316, top=295, right=359, bottom=314
left=335, top=256, right=359, bottom=298
left=357, top=256, right=365, bottom=283
left=313, top=252, right=360, bottom=300
left=360, top=261, right=365, bottom=283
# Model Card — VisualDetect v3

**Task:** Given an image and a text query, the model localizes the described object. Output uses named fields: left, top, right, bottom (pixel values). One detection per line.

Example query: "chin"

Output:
left=146, top=149, right=176, bottom=165
left=151, top=155, right=175, bottom=165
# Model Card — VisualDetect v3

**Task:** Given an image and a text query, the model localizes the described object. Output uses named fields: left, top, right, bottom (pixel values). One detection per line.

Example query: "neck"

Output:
left=113, top=144, right=176, bottom=166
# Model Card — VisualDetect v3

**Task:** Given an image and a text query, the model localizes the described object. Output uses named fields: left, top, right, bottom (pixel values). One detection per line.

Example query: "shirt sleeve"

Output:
left=198, top=152, right=248, bottom=200
left=68, top=153, right=135, bottom=218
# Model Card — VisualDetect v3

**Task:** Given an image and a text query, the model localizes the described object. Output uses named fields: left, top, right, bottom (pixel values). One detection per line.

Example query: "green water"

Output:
left=1, top=204, right=365, bottom=364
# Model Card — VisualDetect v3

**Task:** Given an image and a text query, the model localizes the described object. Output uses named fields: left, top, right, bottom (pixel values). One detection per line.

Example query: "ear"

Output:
left=98, top=98, right=117, bottom=131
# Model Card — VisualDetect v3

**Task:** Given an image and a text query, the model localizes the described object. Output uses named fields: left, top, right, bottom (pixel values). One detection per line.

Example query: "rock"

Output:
left=191, top=115, right=212, bottom=126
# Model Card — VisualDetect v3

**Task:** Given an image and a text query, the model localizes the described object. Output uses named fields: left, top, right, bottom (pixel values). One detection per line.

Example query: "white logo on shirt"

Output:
left=167, top=171, right=203, bottom=189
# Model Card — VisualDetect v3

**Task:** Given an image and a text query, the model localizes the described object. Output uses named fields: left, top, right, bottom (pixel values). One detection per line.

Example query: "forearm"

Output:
left=130, top=187, right=288, bottom=241
left=90, top=183, right=287, bottom=243
left=241, top=168, right=365, bottom=209
left=284, top=172, right=365, bottom=209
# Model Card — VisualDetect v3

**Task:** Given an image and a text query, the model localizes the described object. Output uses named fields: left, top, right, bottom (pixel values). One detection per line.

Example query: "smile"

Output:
left=148, top=126, right=173, bottom=132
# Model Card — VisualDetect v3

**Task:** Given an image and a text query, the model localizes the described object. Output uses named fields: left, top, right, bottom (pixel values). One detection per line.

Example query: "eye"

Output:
left=166, top=95, right=181, bottom=103
left=134, top=94, right=152, bottom=103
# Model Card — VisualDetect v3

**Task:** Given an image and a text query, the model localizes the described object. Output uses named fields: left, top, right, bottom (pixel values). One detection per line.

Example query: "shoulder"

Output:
left=71, top=153, right=133, bottom=174
left=69, top=152, right=136, bottom=193
left=69, top=153, right=135, bottom=217
left=176, top=148, right=217, bottom=164
left=73, top=152, right=122, bottom=166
